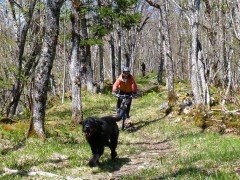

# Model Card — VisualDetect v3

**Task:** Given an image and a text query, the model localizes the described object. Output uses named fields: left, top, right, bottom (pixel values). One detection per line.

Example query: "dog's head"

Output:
left=82, top=117, right=100, bottom=138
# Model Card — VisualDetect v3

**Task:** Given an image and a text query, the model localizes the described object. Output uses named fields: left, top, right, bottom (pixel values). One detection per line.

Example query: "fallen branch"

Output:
left=224, top=110, right=240, bottom=114
left=211, top=109, right=223, bottom=111
left=1, top=168, right=79, bottom=180
left=211, top=109, right=240, bottom=114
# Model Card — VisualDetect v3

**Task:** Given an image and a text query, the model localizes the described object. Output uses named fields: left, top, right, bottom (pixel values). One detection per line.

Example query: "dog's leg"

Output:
left=110, top=132, right=119, bottom=159
left=89, top=146, right=104, bottom=167
left=111, top=149, right=117, bottom=159
left=89, top=154, right=100, bottom=167
left=89, top=145, right=101, bottom=167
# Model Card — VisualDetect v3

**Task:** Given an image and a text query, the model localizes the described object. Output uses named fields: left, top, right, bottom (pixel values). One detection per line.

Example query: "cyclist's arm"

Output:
left=112, top=79, right=121, bottom=93
left=131, top=78, right=137, bottom=93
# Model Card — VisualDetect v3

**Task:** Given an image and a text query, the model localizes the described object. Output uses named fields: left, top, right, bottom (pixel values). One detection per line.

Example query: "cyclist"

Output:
left=112, top=67, right=137, bottom=118
left=141, top=62, right=146, bottom=77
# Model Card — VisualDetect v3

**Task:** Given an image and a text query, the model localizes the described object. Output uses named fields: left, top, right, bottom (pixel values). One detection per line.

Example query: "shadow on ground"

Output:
left=125, top=116, right=165, bottom=133
left=99, top=157, right=130, bottom=172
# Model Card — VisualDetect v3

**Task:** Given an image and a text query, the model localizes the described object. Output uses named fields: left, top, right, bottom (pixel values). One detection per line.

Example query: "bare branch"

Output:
left=145, top=0, right=160, bottom=9
left=168, top=0, right=190, bottom=24
left=137, top=16, right=150, bottom=32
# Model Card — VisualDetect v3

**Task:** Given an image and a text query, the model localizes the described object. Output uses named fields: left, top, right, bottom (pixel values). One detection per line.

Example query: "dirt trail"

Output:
left=111, top=140, right=171, bottom=179
left=85, top=133, right=172, bottom=180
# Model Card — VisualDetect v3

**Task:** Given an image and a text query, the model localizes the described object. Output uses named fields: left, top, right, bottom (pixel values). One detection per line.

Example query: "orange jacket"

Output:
left=112, top=74, right=137, bottom=93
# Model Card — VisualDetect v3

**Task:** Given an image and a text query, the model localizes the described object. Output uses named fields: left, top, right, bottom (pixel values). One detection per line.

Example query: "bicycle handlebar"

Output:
left=113, top=93, right=135, bottom=98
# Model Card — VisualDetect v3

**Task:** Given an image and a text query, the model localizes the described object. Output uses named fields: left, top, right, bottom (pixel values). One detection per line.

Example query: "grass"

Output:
left=0, top=73, right=240, bottom=179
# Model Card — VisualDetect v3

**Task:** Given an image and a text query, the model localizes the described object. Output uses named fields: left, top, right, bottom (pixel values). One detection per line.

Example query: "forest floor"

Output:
left=91, top=119, right=172, bottom=179
left=1, top=73, right=240, bottom=179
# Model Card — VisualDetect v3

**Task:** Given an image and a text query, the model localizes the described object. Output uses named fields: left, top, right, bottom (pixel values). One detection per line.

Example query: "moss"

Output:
left=2, top=124, right=17, bottom=131
left=222, top=114, right=240, bottom=123
left=193, top=113, right=205, bottom=122
left=192, top=105, right=211, bottom=130
left=223, top=120, right=240, bottom=129
left=168, top=91, right=177, bottom=107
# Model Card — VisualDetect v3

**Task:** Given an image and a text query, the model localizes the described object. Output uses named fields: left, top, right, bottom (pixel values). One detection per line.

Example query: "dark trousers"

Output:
left=116, top=91, right=132, bottom=117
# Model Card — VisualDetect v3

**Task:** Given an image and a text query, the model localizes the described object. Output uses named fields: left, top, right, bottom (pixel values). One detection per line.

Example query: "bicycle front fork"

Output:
left=117, top=108, right=127, bottom=130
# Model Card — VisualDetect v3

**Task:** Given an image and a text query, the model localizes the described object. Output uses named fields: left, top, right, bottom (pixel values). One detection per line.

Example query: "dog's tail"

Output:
left=115, top=107, right=126, bottom=121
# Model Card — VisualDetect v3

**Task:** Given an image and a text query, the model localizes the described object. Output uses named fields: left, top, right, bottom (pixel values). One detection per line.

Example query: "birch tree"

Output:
left=145, top=0, right=176, bottom=104
left=7, top=0, right=37, bottom=116
left=157, top=9, right=164, bottom=85
left=80, top=1, right=94, bottom=92
left=230, top=0, right=240, bottom=41
left=168, top=0, right=211, bottom=108
left=69, top=0, right=83, bottom=124
left=188, top=0, right=210, bottom=108
left=27, top=0, right=64, bottom=139
left=110, top=32, right=116, bottom=83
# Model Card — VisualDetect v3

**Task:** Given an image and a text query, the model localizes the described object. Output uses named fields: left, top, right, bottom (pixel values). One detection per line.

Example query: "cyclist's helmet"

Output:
left=122, top=67, right=130, bottom=73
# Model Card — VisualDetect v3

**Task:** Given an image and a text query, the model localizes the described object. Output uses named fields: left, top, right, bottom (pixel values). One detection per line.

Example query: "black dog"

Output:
left=82, top=110, right=124, bottom=167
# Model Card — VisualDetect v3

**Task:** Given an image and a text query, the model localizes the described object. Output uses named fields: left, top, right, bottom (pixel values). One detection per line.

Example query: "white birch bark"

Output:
left=80, top=10, right=93, bottom=92
left=189, top=0, right=204, bottom=106
left=69, top=0, right=83, bottom=124
left=162, top=0, right=174, bottom=96
left=28, top=0, right=64, bottom=139
left=145, top=0, right=175, bottom=98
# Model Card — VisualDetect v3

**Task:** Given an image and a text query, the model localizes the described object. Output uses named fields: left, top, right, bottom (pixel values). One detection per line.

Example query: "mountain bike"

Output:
left=114, top=94, right=133, bottom=130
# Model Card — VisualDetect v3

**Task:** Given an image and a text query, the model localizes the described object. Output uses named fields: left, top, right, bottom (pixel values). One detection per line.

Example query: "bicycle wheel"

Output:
left=116, top=108, right=121, bottom=116
left=122, top=112, right=127, bottom=130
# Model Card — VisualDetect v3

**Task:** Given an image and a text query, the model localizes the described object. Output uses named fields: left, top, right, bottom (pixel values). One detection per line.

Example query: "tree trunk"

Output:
left=129, top=30, right=137, bottom=76
left=177, top=21, right=185, bottom=81
left=161, top=0, right=175, bottom=103
left=145, top=0, right=175, bottom=102
left=218, top=0, right=227, bottom=87
left=99, top=44, right=104, bottom=92
left=70, top=0, right=83, bottom=124
left=231, top=0, right=240, bottom=40
left=157, top=9, right=164, bottom=85
left=189, top=0, right=205, bottom=107
left=110, top=33, right=116, bottom=83
left=97, top=0, right=104, bottom=92
left=157, top=59, right=164, bottom=86
left=7, top=0, right=37, bottom=116
left=222, top=44, right=233, bottom=105
left=80, top=8, right=94, bottom=92
left=197, top=42, right=210, bottom=107
left=117, top=29, right=122, bottom=75
left=27, top=0, right=64, bottom=140
left=62, top=9, right=67, bottom=104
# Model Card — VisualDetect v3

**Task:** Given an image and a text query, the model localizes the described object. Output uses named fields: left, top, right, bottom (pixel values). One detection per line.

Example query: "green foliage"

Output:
left=86, top=0, right=141, bottom=41
left=114, top=0, right=139, bottom=13
left=90, top=25, right=111, bottom=38
left=98, top=7, right=117, bottom=20
left=119, top=12, right=141, bottom=30
left=0, top=34, right=16, bottom=46
left=79, top=38, right=102, bottom=46
left=0, top=79, right=12, bottom=89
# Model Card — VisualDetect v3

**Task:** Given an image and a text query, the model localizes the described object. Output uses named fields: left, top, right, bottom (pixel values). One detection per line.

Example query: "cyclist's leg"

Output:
left=126, top=105, right=130, bottom=118
left=116, top=97, right=122, bottom=115
left=117, top=97, right=121, bottom=108
left=126, top=98, right=132, bottom=118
